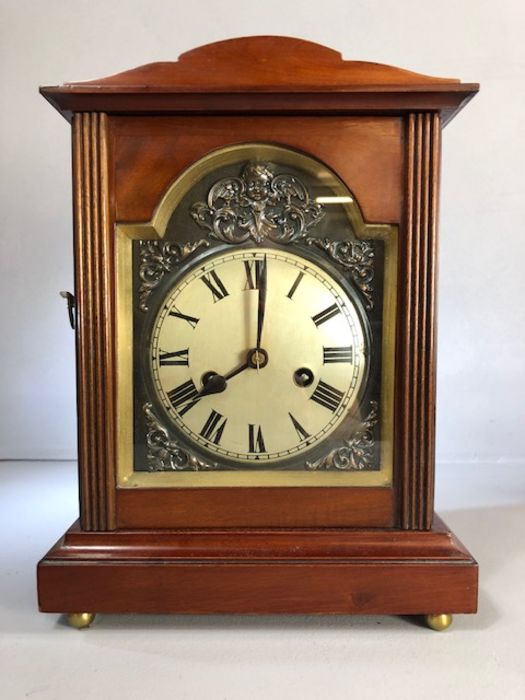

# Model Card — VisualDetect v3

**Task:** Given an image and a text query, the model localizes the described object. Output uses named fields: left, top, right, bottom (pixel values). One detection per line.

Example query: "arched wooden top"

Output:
left=60, top=36, right=460, bottom=90
left=40, top=36, right=478, bottom=124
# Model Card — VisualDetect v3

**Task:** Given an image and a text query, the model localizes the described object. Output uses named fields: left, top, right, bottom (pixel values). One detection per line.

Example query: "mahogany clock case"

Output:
left=37, top=37, right=479, bottom=621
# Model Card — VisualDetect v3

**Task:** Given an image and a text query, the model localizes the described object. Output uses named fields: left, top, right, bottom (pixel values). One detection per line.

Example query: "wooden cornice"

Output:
left=40, top=36, right=479, bottom=125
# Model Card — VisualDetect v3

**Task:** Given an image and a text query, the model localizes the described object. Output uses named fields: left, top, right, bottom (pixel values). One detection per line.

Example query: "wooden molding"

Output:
left=115, top=487, right=394, bottom=529
left=39, top=36, right=478, bottom=124
left=37, top=515, right=478, bottom=615
left=58, top=36, right=461, bottom=90
left=397, top=113, right=441, bottom=530
left=73, top=113, right=116, bottom=530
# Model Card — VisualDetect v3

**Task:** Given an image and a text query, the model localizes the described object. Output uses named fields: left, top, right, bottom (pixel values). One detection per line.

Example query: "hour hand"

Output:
left=198, top=359, right=251, bottom=397
left=197, top=373, right=227, bottom=397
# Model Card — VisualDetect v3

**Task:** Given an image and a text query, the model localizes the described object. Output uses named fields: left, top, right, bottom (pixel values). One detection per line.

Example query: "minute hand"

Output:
left=256, top=255, right=267, bottom=352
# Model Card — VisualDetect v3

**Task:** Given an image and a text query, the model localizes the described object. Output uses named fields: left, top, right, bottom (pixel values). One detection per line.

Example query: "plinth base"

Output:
left=37, top=514, right=477, bottom=620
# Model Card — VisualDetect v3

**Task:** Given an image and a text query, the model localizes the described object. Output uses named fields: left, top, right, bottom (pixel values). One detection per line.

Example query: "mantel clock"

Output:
left=38, top=37, right=479, bottom=630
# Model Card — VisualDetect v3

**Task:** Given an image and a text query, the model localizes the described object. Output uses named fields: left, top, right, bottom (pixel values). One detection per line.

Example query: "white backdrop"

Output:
left=1, top=0, right=524, bottom=465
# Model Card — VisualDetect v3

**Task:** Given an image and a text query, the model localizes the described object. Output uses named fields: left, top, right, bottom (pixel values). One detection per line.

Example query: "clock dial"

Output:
left=150, top=247, right=367, bottom=464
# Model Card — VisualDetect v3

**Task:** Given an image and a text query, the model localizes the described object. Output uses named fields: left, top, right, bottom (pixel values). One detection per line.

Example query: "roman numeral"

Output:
left=248, top=424, right=266, bottom=453
left=201, top=270, right=229, bottom=302
left=310, top=380, right=344, bottom=412
left=167, top=379, right=200, bottom=416
left=199, top=410, right=227, bottom=445
left=159, top=348, right=189, bottom=366
left=288, top=413, right=310, bottom=442
left=168, top=308, right=199, bottom=329
left=312, top=303, right=341, bottom=326
left=286, top=271, right=304, bottom=299
left=243, top=259, right=263, bottom=290
left=323, top=346, right=353, bottom=364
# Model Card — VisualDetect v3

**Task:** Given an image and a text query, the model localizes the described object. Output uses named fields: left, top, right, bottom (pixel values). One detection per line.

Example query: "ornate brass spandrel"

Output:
left=305, top=237, right=375, bottom=309
left=306, top=401, right=379, bottom=471
left=144, top=403, right=218, bottom=471
left=138, top=240, right=210, bottom=312
left=190, top=162, right=325, bottom=244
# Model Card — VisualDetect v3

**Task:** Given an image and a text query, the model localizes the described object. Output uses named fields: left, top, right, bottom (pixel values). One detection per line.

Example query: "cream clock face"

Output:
left=150, top=247, right=367, bottom=464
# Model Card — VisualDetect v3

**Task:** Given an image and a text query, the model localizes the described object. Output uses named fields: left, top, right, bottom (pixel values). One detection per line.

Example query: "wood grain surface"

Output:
left=111, top=115, right=403, bottom=225
left=39, top=37, right=478, bottom=124
left=37, top=515, right=478, bottom=615
left=397, top=113, right=441, bottom=529
left=73, top=113, right=116, bottom=530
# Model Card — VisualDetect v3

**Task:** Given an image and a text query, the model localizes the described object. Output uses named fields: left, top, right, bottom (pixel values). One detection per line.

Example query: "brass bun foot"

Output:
left=67, top=612, right=96, bottom=629
left=425, top=613, right=453, bottom=631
